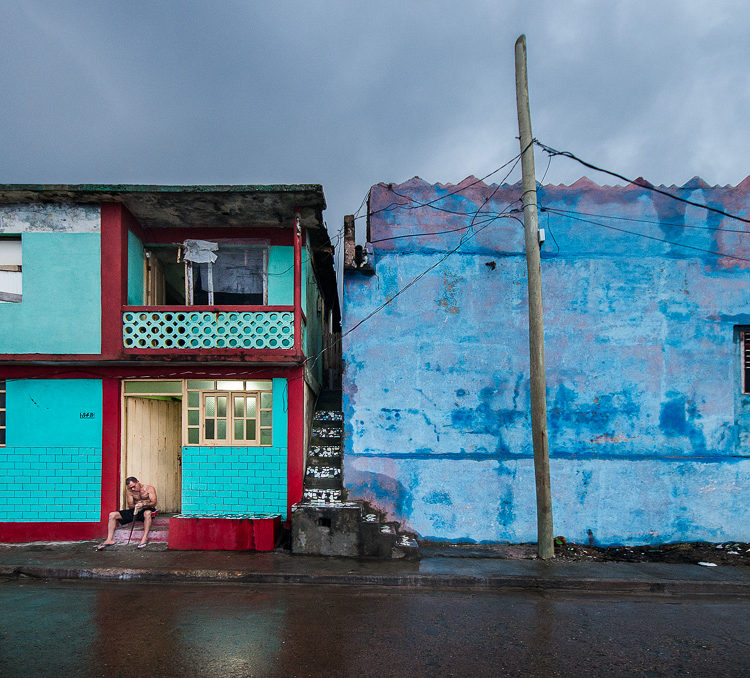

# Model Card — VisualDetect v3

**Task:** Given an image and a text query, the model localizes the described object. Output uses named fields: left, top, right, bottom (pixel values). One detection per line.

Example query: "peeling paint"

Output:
left=343, top=177, right=750, bottom=544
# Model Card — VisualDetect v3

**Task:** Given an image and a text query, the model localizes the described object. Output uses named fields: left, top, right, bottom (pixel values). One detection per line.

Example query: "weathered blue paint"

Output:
left=0, top=379, right=102, bottom=522
left=343, top=176, right=750, bottom=545
left=127, top=231, right=144, bottom=305
left=0, top=233, right=101, bottom=353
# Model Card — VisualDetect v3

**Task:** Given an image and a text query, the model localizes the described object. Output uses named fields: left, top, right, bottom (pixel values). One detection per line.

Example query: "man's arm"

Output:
left=135, top=485, right=158, bottom=512
left=126, top=490, right=135, bottom=509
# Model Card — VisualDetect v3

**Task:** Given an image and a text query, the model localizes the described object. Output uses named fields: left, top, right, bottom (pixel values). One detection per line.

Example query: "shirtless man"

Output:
left=96, top=476, right=158, bottom=550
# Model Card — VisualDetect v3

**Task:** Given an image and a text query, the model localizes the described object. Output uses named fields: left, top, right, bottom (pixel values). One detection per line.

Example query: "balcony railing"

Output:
left=122, top=306, right=296, bottom=351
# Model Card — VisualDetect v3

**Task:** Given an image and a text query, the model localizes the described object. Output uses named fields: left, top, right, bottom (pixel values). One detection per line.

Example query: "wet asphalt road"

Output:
left=1, top=579, right=749, bottom=677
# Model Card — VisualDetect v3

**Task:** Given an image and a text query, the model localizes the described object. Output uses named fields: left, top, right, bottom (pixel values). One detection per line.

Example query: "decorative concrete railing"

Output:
left=122, top=309, right=295, bottom=350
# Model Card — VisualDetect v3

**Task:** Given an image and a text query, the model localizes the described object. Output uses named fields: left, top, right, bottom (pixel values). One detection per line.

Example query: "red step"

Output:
left=112, top=513, right=170, bottom=544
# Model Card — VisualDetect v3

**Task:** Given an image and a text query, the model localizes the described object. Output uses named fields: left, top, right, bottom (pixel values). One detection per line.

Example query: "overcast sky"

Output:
left=1, top=1, right=749, bottom=247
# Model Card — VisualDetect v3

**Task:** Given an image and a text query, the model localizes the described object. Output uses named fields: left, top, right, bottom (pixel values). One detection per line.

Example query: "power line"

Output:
left=303, top=210, right=519, bottom=374
left=369, top=155, right=523, bottom=243
left=543, top=207, right=750, bottom=263
left=541, top=207, right=750, bottom=234
left=535, top=140, right=750, bottom=225
left=356, top=148, right=527, bottom=223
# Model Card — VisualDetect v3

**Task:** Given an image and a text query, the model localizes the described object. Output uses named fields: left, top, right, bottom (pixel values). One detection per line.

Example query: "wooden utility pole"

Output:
left=514, top=34, right=554, bottom=559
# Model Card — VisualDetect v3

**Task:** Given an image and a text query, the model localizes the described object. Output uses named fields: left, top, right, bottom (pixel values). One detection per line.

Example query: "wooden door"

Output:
left=145, top=251, right=165, bottom=305
left=124, top=397, right=182, bottom=512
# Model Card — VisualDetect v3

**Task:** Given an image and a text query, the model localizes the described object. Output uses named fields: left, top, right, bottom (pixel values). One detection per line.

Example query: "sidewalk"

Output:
left=1, top=541, right=748, bottom=595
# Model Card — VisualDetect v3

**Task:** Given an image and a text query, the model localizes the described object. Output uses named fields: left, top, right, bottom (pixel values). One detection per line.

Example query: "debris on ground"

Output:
left=553, top=540, right=750, bottom=565
left=420, top=539, right=750, bottom=565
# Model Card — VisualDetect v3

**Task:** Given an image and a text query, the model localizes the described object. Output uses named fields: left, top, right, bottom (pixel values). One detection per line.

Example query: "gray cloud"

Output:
left=1, top=0, right=748, bottom=252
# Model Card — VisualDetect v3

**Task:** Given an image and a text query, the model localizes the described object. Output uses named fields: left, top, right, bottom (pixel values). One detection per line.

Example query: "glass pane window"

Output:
left=203, top=392, right=229, bottom=442
left=124, top=381, right=181, bottom=395
left=197, top=388, right=272, bottom=446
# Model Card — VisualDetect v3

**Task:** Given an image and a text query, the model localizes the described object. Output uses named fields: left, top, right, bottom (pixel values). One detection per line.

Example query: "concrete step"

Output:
left=112, top=513, right=171, bottom=544
left=302, top=489, right=342, bottom=503
left=305, top=465, right=342, bottom=479
left=304, top=475, right=344, bottom=491
left=307, top=445, right=342, bottom=459
left=313, top=410, right=343, bottom=423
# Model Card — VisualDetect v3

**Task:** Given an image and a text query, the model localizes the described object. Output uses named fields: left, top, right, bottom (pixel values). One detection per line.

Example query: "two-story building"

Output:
left=0, top=184, right=339, bottom=545
left=342, top=175, right=750, bottom=547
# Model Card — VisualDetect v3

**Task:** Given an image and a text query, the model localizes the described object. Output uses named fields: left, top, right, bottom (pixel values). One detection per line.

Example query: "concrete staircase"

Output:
left=292, top=391, right=419, bottom=559
left=112, top=512, right=171, bottom=544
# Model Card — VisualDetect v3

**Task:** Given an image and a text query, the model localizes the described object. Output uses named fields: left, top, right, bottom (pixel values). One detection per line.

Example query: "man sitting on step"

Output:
left=96, top=476, right=158, bottom=551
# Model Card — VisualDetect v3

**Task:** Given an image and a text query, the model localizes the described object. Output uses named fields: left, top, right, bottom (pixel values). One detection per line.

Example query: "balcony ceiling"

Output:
left=0, top=184, right=326, bottom=230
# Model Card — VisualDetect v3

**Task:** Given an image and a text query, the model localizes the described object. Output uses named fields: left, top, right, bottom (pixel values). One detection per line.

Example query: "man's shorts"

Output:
left=118, top=508, right=156, bottom=525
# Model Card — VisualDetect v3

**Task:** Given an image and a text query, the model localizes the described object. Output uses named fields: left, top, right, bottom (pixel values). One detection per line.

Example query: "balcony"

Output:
left=122, top=305, right=303, bottom=358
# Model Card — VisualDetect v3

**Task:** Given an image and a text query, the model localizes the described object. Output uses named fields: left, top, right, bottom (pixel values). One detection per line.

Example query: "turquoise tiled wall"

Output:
left=0, top=379, right=102, bottom=522
left=180, top=377, right=289, bottom=517
left=180, top=446, right=287, bottom=515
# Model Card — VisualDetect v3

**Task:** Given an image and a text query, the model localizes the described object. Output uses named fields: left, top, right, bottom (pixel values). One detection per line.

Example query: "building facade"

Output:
left=0, top=184, right=338, bottom=543
left=342, top=175, right=750, bottom=546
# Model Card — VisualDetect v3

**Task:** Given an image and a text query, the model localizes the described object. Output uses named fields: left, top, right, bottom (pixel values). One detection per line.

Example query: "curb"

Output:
left=3, top=565, right=749, bottom=595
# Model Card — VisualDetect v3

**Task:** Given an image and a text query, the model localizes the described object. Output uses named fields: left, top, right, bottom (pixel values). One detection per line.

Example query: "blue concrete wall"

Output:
left=181, top=378, right=288, bottom=516
left=127, top=231, right=144, bottom=305
left=342, top=177, right=750, bottom=545
left=0, top=233, right=101, bottom=354
left=0, top=379, right=102, bottom=522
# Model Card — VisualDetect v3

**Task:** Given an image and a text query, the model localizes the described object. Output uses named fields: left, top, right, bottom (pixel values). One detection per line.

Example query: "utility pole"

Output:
left=514, top=34, right=554, bottom=559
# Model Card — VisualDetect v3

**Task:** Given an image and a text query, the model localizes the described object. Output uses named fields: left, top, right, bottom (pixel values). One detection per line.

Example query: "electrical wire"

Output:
left=357, top=146, right=528, bottom=223
left=369, top=156, right=523, bottom=243
left=543, top=207, right=750, bottom=263
left=535, top=140, right=750, bottom=225
left=540, top=207, right=750, bottom=234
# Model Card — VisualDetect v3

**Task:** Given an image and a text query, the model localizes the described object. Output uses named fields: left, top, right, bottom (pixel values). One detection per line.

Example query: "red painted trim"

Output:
left=101, top=378, right=121, bottom=521
left=293, top=214, right=302, bottom=358
left=0, top=365, right=300, bottom=379
left=167, top=515, right=280, bottom=551
left=101, top=204, right=127, bottom=355
left=286, top=367, right=305, bottom=514
left=0, top=523, right=104, bottom=543
left=142, top=227, right=294, bottom=246
left=122, top=206, right=147, bottom=243
left=120, top=353, right=299, bottom=364
left=123, top=305, right=294, bottom=313
left=0, top=354, right=105, bottom=362
left=1, top=352, right=301, bottom=363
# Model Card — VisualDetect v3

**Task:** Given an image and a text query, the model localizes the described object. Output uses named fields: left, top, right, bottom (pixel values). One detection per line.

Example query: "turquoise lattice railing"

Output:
left=122, top=310, right=295, bottom=349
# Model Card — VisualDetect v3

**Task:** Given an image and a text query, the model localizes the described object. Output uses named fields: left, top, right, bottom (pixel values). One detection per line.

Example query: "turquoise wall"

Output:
left=0, top=233, right=101, bottom=354
left=268, top=246, right=293, bottom=305
left=0, top=379, right=102, bottom=522
left=181, top=378, right=289, bottom=516
left=304, top=244, right=323, bottom=381
left=127, top=231, right=144, bottom=305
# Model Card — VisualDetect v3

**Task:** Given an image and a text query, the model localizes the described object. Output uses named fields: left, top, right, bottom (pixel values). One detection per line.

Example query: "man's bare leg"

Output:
left=96, top=511, right=122, bottom=550
left=139, top=510, right=153, bottom=546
